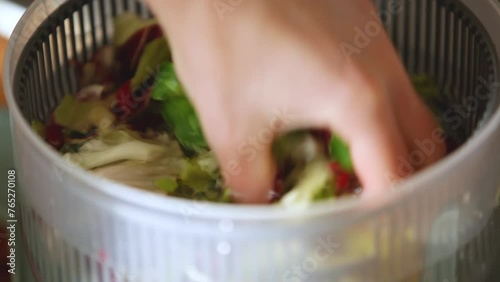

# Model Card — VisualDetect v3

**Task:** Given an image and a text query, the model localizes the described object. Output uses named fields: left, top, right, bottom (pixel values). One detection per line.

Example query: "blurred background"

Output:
left=10, top=0, right=31, bottom=6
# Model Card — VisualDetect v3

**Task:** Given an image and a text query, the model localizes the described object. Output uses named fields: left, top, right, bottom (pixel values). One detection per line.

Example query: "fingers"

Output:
left=215, top=143, right=277, bottom=204
left=345, top=119, right=409, bottom=195
left=195, top=101, right=278, bottom=204
left=205, top=73, right=413, bottom=202
left=329, top=92, right=409, bottom=196
left=390, top=75, right=447, bottom=169
left=349, top=40, right=446, bottom=189
left=362, top=39, right=447, bottom=170
left=278, top=68, right=411, bottom=196
left=206, top=130, right=277, bottom=204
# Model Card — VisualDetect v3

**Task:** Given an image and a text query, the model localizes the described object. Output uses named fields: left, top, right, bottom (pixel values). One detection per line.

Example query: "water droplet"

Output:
left=217, top=242, right=231, bottom=255
left=218, top=219, right=234, bottom=233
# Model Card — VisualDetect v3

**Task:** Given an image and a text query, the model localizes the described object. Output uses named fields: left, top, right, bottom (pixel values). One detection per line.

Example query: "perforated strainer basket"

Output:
left=3, top=0, right=500, bottom=281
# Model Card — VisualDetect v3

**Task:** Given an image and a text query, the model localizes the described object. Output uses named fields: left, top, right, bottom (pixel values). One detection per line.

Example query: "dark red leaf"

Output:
left=329, top=162, right=356, bottom=196
left=322, top=130, right=332, bottom=143
left=116, top=24, right=163, bottom=79
left=270, top=173, right=284, bottom=202
left=46, top=122, right=64, bottom=150
left=128, top=113, right=165, bottom=132
left=112, top=80, right=151, bottom=121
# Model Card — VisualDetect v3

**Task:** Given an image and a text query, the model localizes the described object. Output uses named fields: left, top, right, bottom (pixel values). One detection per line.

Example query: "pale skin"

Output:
left=145, top=0, right=446, bottom=204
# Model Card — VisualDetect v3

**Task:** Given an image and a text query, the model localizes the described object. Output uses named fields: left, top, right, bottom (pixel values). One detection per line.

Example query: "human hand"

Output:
left=146, top=0, right=446, bottom=203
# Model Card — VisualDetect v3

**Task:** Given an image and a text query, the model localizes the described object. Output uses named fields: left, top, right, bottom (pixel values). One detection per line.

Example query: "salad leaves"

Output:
left=113, top=13, right=159, bottom=47
left=329, top=134, right=353, bottom=173
left=63, top=129, right=169, bottom=169
left=152, top=63, right=208, bottom=153
left=54, top=94, right=115, bottom=132
left=33, top=11, right=448, bottom=206
left=31, top=120, right=46, bottom=139
left=131, top=38, right=170, bottom=89
left=146, top=59, right=447, bottom=205
left=154, top=177, right=178, bottom=193
left=280, top=160, right=334, bottom=209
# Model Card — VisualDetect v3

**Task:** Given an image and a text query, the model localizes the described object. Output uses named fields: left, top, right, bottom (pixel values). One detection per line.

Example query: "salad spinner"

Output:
left=3, top=0, right=500, bottom=281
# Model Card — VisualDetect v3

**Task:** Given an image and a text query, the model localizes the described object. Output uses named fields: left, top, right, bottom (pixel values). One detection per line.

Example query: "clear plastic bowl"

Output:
left=3, top=0, right=500, bottom=281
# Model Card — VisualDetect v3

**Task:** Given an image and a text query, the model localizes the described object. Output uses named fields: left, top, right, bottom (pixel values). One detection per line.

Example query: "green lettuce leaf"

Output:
left=154, top=177, right=179, bottom=193
left=152, top=63, right=208, bottom=152
left=329, top=135, right=353, bottom=173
